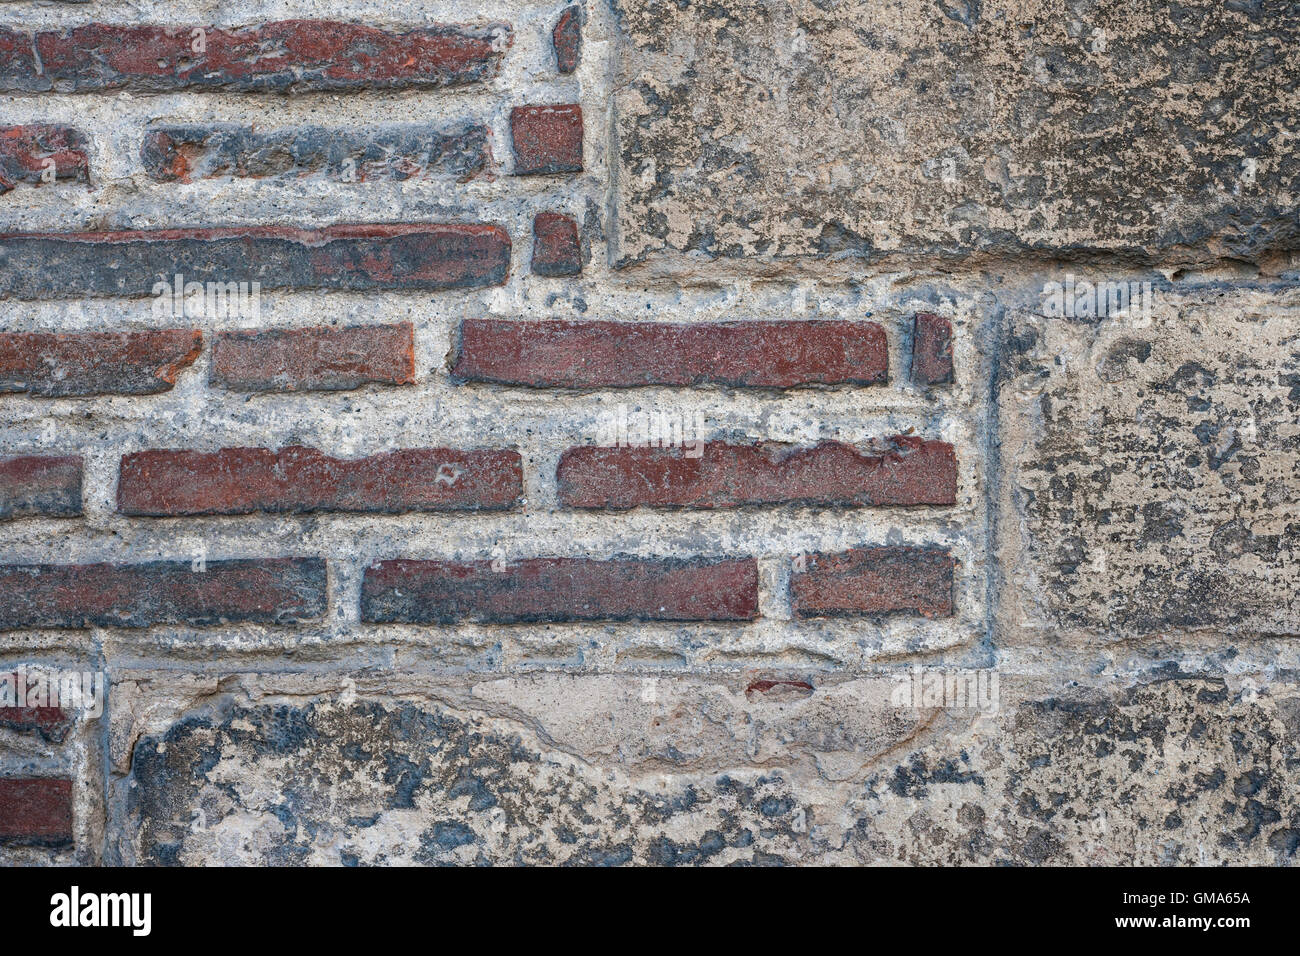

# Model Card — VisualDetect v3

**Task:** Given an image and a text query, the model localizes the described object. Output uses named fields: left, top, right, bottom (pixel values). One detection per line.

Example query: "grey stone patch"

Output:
left=844, top=672, right=1300, bottom=865
left=1000, top=286, right=1300, bottom=638
left=114, top=670, right=1300, bottom=865
left=611, top=0, right=1300, bottom=271
left=121, top=697, right=811, bottom=866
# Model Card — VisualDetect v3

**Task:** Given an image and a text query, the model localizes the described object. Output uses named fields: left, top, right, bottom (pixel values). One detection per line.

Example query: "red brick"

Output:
left=0, top=124, right=89, bottom=192
left=0, top=778, right=72, bottom=846
left=511, top=105, right=582, bottom=175
left=0, top=330, right=201, bottom=396
left=118, top=447, right=522, bottom=516
left=0, top=705, right=71, bottom=741
left=912, top=312, right=954, bottom=386
left=0, top=20, right=511, bottom=93
left=0, top=670, right=72, bottom=742
left=0, top=225, right=511, bottom=298
left=452, top=319, right=888, bottom=388
left=141, top=123, right=493, bottom=184
left=553, top=6, right=582, bottom=74
left=0, top=558, right=326, bottom=629
left=558, top=437, right=957, bottom=509
left=212, top=324, right=415, bottom=393
left=791, top=546, right=954, bottom=618
left=532, top=213, right=581, bottom=277
left=745, top=678, right=814, bottom=699
left=361, top=556, right=758, bottom=623
left=0, top=456, right=82, bottom=519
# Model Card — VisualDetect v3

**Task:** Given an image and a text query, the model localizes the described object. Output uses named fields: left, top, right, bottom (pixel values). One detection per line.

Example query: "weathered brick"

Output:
left=211, top=324, right=415, bottom=393
left=745, top=678, right=815, bottom=699
left=141, top=123, right=493, bottom=184
left=361, top=556, right=759, bottom=623
left=118, top=447, right=523, bottom=516
left=558, top=438, right=957, bottom=509
left=0, top=670, right=72, bottom=742
left=912, top=313, right=954, bottom=386
left=0, top=20, right=511, bottom=93
left=0, top=778, right=72, bottom=846
left=791, top=546, right=955, bottom=618
left=452, top=319, right=888, bottom=388
left=553, top=6, right=582, bottom=74
left=0, top=330, right=201, bottom=396
left=0, top=456, right=81, bottom=519
left=531, top=212, right=581, bottom=277
left=0, top=124, right=89, bottom=192
left=0, top=558, right=326, bottom=629
left=511, top=105, right=582, bottom=175
left=0, top=225, right=511, bottom=298
left=0, top=703, right=71, bottom=742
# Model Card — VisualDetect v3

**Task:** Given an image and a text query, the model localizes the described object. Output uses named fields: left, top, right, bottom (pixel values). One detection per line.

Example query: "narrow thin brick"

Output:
left=453, top=319, right=888, bottom=388
left=531, top=213, right=581, bottom=277
left=912, top=312, right=954, bottom=386
left=0, top=558, right=327, bottom=629
left=361, top=556, right=759, bottom=624
left=0, top=778, right=72, bottom=846
left=553, top=6, right=582, bottom=74
left=118, top=447, right=523, bottom=516
left=558, top=437, right=957, bottom=509
left=142, top=123, right=493, bottom=184
left=511, top=105, right=582, bottom=175
left=0, top=124, right=89, bottom=192
left=0, top=330, right=201, bottom=396
left=0, top=20, right=511, bottom=93
left=791, top=546, right=955, bottom=618
left=0, top=224, right=510, bottom=298
left=0, top=456, right=81, bottom=519
left=211, top=324, right=415, bottom=393
left=745, top=678, right=815, bottom=699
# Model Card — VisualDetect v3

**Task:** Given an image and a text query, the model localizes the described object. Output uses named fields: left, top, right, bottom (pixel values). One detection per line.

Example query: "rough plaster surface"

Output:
left=0, top=0, right=1297, bottom=865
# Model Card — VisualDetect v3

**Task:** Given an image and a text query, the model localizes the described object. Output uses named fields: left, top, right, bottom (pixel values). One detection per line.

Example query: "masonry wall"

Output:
left=0, top=0, right=1297, bottom=865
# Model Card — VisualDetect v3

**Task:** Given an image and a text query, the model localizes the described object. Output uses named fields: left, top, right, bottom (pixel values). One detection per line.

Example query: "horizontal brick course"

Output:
left=511, top=105, right=583, bottom=174
left=0, top=455, right=82, bottom=519
left=0, top=778, right=72, bottom=846
left=791, top=546, right=954, bottom=618
left=0, top=558, right=326, bottom=629
left=0, top=124, right=89, bottom=192
left=0, top=20, right=511, bottom=93
left=211, top=324, right=415, bottom=393
left=452, top=319, right=888, bottom=388
left=558, top=438, right=958, bottom=509
left=0, top=225, right=510, bottom=298
left=118, top=447, right=523, bottom=516
left=0, top=330, right=201, bottom=396
left=141, top=123, right=493, bottom=184
left=361, top=556, right=759, bottom=623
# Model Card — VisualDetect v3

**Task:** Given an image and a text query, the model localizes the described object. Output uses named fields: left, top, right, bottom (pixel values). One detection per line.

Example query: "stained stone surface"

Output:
left=612, top=0, right=1300, bottom=270
left=1000, top=287, right=1300, bottom=639
left=113, top=669, right=1299, bottom=865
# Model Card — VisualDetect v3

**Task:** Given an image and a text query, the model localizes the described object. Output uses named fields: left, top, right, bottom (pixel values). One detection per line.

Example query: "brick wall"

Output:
left=1, top=1, right=1297, bottom=866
